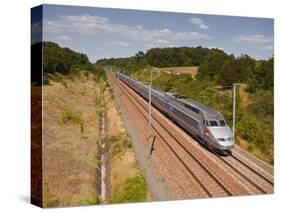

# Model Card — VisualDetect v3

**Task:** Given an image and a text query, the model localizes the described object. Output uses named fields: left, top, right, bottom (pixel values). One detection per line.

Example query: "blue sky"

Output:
left=38, top=4, right=274, bottom=62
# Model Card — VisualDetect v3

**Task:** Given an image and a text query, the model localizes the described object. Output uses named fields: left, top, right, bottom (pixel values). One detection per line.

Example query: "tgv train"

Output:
left=115, top=72, right=234, bottom=151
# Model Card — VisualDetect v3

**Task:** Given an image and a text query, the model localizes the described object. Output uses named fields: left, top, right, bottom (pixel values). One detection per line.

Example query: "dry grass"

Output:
left=236, top=136, right=271, bottom=163
left=41, top=72, right=147, bottom=207
left=153, top=66, right=198, bottom=78
left=42, top=74, right=100, bottom=207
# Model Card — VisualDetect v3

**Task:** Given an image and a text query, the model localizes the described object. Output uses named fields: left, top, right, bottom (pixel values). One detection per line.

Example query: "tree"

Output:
left=218, top=54, right=256, bottom=86
left=219, top=58, right=240, bottom=86
left=235, top=54, right=256, bottom=83
left=249, top=57, right=273, bottom=92
left=42, top=41, right=90, bottom=75
left=197, top=49, right=231, bottom=80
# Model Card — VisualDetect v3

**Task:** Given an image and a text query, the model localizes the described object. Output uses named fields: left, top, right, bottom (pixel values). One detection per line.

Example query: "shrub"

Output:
left=110, top=174, right=147, bottom=203
left=48, top=72, right=64, bottom=82
left=60, top=107, right=84, bottom=133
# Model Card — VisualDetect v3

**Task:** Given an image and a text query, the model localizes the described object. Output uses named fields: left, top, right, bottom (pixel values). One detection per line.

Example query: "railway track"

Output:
left=230, top=152, right=274, bottom=185
left=215, top=154, right=273, bottom=194
left=109, top=73, right=205, bottom=198
left=109, top=72, right=232, bottom=197
left=108, top=71, right=274, bottom=198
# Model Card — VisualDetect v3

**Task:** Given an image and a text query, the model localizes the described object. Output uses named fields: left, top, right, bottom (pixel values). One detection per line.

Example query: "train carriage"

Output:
left=115, top=72, right=234, bottom=151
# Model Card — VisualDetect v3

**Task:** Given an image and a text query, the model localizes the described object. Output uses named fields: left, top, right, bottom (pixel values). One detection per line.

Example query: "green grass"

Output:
left=60, top=107, right=84, bottom=133
left=110, top=173, right=147, bottom=203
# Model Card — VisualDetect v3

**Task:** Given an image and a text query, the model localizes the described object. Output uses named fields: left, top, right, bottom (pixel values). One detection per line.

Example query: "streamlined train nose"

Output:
left=208, top=126, right=234, bottom=150
left=208, top=127, right=233, bottom=140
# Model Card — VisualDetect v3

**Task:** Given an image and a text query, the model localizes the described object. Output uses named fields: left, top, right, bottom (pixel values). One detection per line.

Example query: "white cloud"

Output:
left=153, top=39, right=172, bottom=44
left=55, top=35, right=71, bottom=41
left=44, top=14, right=212, bottom=43
left=233, top=34, right=273, bottom=45
left=147, top=39, right=174, bottom=47
left=104, top=41, right=131, bottom=47
left=262, top=45, right=274, bottom=51
left=188, top=17, right=209, bottom=30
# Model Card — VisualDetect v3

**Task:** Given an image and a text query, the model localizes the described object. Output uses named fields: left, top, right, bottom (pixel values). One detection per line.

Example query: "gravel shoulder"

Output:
left=233, top=145, right=274, bottom=176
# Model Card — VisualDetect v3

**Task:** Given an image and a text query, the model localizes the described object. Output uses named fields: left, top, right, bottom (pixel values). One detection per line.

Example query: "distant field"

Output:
left=152, top=66, right=198, bottom=77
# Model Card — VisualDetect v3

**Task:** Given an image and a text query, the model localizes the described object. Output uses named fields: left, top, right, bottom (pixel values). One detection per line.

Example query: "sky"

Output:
left=33, top=4, right=274, bottom=62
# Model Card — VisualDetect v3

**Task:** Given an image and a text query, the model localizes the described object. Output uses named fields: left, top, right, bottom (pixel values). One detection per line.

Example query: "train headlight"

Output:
left=204, top=130, right=211, bottom=139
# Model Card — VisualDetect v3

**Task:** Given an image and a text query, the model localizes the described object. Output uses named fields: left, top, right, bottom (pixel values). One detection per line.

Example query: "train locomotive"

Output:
left=115, top=72, right=234, bottom=151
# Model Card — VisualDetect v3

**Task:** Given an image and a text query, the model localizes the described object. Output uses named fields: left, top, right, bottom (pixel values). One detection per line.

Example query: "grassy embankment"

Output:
left=42, top=71, right=101, bottom=207
left=42, top=71, right=148, bottom=207
left=129, top=68, right=273, bottom=165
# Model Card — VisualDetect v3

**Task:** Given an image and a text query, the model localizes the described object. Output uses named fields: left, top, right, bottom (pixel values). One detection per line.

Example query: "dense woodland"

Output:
left=97, top=46, right=274, bottom=164
left=31, top=42, right=105, bottom=84
left=43, top=42, right=90, bottom=74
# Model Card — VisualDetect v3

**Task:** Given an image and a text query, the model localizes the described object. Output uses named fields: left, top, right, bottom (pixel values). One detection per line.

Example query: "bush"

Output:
left=47, top=72, right=65, bottom=83
left=110, top=174, right=147, bottom=203
left=60, top=107, right=84, bottom=133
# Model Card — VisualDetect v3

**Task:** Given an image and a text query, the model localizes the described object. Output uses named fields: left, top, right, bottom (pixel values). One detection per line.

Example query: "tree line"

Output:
left=96, top=46, right=273, bottom=93
left=43, top=41, right=90, bottom=75
left=96, top=46, right=210, bottom=69
left=197, top=49, right=273, bottom=93
left=31, top=41, right=106, bottom=85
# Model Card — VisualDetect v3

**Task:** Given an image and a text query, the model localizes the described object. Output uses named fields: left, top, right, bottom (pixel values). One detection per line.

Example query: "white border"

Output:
left=0, top=0, right=279, bottom=211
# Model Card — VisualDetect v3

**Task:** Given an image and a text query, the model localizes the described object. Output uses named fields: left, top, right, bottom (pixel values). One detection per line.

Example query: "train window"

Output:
left=193, top=107, right=199, bottom=113
left=209, top=120, right=218, bottom=127
left=219, top=120, right=226, bottom=126
left=184, top=104, right=200, bottom=114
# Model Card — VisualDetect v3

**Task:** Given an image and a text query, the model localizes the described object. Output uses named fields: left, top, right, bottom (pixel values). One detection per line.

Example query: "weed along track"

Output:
left=94, top=77, right=150, bottom=203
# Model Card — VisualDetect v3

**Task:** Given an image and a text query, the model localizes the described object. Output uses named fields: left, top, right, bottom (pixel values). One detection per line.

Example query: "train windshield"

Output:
left=206, top=120, right=226, bottom=127
left=219, top=120, right=226, bottom=126
left=209, top=120, right=218, bottom=126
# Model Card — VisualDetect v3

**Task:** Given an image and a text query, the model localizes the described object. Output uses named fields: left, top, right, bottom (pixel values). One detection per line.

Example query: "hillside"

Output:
left=43, top=73, right=100, bottom=207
